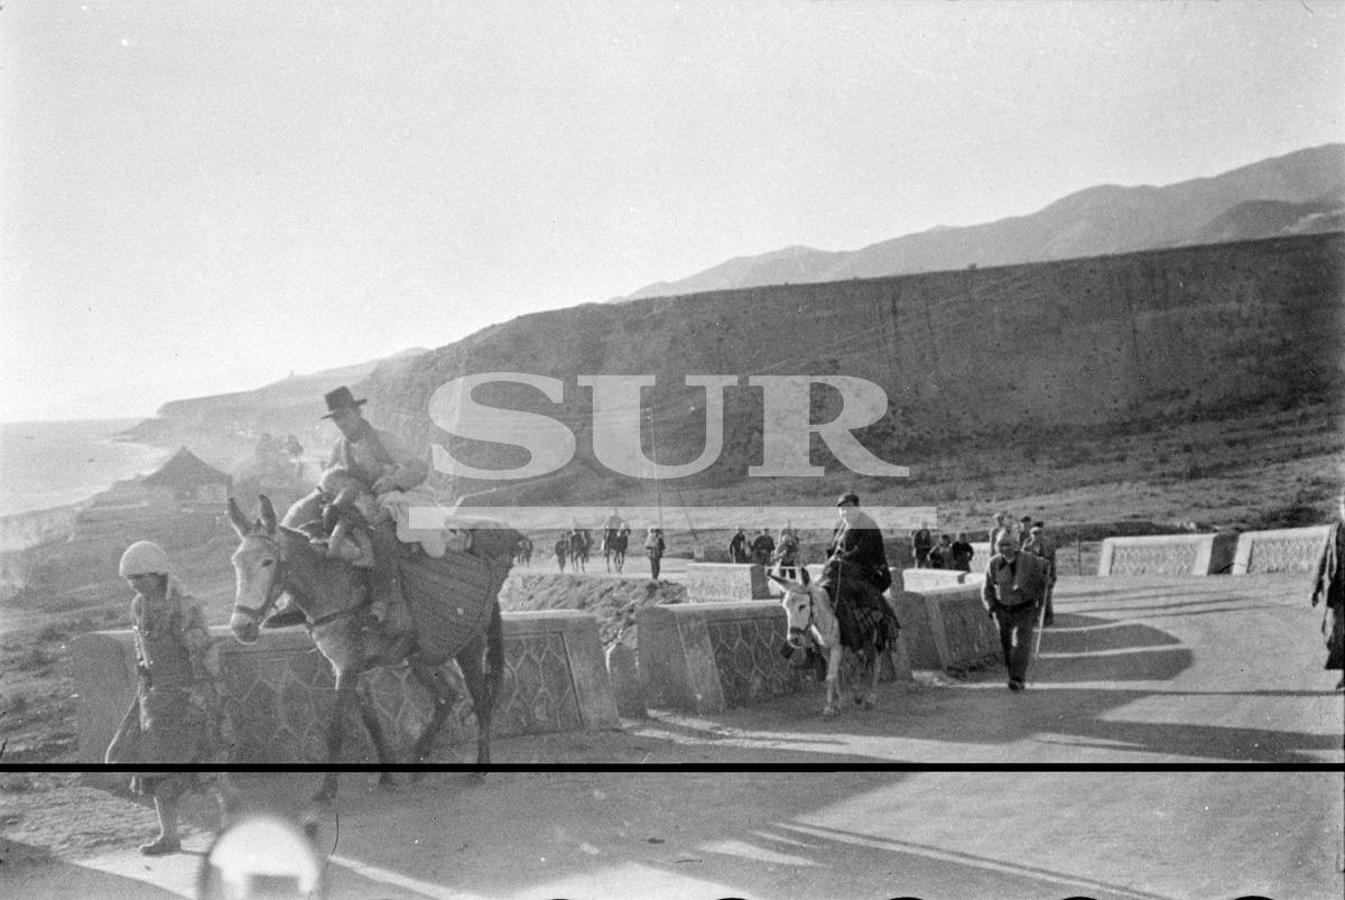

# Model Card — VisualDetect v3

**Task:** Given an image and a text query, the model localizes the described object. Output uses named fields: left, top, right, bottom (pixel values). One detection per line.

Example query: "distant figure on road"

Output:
left=554, top=535, right=569, bottom=572
left=750, top=529, right=776, bottom=566
left=982, top=534, right=1051, bottom=691
left=771, top=527, right=808, bottom=584
left=950, top=532, right=975, bottom=572
left=928, top=533, right=953, bottom=569
left=1022, top=521, right=1058, bottom=627
left=645, top=527, right=666, bottom=581
left=990, top=512, right=1015, bottom=555
left=1311, top=496, right=1345, bottom=690
left=105, top=541, right=237, bottom=856
left=911, top=523, right=934, bottom=568
left=728, top=527, right=749, bottom=564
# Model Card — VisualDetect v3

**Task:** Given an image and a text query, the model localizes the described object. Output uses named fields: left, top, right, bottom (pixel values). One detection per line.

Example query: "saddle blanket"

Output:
left=398, top=543, right=514, bottom=662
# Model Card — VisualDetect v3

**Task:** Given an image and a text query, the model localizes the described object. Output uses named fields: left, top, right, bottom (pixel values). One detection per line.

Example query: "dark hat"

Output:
left=321, top=386, right=366, bottom=419
left=836, top=492, right=860, bottom=507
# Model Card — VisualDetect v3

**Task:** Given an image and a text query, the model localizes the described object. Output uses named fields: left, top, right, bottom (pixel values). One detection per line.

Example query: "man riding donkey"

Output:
left=280, top=386, right=431, bottom=640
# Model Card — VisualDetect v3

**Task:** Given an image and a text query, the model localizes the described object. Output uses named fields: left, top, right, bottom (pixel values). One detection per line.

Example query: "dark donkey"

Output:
left=227, top=495, right=504, bottom=801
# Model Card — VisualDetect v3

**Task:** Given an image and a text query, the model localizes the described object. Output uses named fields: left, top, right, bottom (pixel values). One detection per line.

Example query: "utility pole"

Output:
left=646, top=405, right=665, bottom=533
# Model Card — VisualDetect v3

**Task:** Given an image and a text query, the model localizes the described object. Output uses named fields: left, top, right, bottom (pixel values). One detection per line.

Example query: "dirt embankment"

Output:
left=498, top=572, right=685, bottom=647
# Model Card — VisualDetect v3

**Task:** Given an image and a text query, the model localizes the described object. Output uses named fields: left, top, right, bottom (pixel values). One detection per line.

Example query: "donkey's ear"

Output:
left=767, top=572, right=805, bottom=592
left=258, top=495, right=278, bottom=534
left=227, top=496, right=252, bottom=537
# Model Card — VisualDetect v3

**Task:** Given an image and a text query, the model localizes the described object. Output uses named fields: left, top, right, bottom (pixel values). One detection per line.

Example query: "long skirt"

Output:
left=106, top=684, right=227, bottom=797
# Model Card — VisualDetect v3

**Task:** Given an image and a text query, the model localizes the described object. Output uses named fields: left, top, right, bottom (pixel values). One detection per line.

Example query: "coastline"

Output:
left=0, top=499, right=92, bottom=554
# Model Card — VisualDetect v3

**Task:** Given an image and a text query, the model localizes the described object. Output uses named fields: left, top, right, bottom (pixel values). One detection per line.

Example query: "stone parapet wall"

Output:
left=902, top=568, right=986, bottom=593
left=636, top=601, right=799, bottom=713
left=1232, top=525, right=1332, bottom=575
left=684, top=563, right=771, bottom=602
left=1097, top=533, right=1237, bottom=576
left=891, top=585, right=999, bottom=672
left=72, top=611, right=618, bottom=764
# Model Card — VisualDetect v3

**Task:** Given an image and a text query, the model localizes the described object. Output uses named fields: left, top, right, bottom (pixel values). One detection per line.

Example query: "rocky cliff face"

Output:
left=361, top=233, right=1343, bottom=503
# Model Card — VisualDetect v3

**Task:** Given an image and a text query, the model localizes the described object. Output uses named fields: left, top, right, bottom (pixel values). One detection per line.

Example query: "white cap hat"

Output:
left=119, top=540, right=169, bottom=577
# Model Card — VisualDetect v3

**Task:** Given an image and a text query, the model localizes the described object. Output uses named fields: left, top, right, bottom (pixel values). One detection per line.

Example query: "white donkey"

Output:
left=772, top=573, right=885, bottom=716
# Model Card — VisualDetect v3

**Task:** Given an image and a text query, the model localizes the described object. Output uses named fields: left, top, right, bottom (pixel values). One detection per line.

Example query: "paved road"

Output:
left=10, top=572, right=1343, bottom=898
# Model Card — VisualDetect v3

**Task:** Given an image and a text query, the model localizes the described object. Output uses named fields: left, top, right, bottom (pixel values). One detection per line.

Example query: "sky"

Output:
left=2, top=0, right=1343, bottom=421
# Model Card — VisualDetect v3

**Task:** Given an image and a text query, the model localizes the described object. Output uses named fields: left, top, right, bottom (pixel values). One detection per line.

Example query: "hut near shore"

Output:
left=142, top=447, right=232, bottom=505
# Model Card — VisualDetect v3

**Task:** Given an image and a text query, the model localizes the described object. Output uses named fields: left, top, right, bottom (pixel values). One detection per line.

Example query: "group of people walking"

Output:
left=727, top=525, right=806, bottom=581
left=549, top=511, right=666, bottom=579
left=910, top=526, right=976, bottom=571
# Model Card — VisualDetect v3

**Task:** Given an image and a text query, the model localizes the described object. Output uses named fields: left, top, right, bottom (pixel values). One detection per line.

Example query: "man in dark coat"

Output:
left=728, top=527, right=749, bottom=563
left=750, top=529, right=776, bottom=566
left=950, top=531, right=975, bottom=572
left=911, top=524, right=934, bottom=568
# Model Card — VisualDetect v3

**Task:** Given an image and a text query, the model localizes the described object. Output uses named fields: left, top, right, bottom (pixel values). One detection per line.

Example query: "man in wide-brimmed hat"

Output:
left=281, top=386, right=429, bottom=637
left=319, top=386, right=428, bottom=494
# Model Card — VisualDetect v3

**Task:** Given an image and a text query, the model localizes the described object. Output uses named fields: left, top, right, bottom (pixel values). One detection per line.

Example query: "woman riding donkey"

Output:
left=821, top=493, right=900, bottom=653
left=773, top=493, right=899, bottom=714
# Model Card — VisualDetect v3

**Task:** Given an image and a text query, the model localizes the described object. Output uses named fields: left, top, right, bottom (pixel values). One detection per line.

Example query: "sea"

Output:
left=0, top=418, right=171, bottom=519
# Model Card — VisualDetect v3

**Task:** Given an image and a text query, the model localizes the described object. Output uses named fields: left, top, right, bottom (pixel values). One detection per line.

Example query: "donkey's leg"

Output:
left=822, top=647, right=843, bottom=717
left=408, top=658, right=460, bottom=770
left=459, top=605, right=504, bottom=768
left=856, top=646, right=879, bottom=709
left=354, top=689, right=398, bottom=791
left=315, top=670, right=358, bottom=803
left=456, top=640, right=489, bottom=769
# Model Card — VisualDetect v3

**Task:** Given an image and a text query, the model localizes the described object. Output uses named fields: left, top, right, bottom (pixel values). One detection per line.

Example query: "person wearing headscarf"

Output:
left=105, top=541, right=237, bottom=854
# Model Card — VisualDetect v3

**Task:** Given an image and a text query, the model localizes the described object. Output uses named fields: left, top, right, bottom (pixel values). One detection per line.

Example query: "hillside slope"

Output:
left=350, top=233, right=1342, bottom=507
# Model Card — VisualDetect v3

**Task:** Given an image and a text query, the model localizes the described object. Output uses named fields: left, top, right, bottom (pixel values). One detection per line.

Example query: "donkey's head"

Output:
left=227, top=495, right=282, bottom=645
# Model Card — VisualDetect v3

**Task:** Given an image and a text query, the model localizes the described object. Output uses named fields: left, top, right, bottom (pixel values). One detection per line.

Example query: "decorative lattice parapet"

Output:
left=72, top=612, right=618, bottom=764
left=901, top=568, right=986, bottom=593
left=684, top=563, right=771, bottom=602
left=1232, top=525, right=1332, bottom=575
left=1097, top=533, right=1238, bottom=576
left=890, top=585, right=998, bottom=671
left=637, top=601, right=801, bottom=713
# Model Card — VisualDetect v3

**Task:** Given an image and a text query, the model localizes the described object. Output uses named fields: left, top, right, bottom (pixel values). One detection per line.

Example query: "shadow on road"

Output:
left=0, top=837, right=185, bottom=899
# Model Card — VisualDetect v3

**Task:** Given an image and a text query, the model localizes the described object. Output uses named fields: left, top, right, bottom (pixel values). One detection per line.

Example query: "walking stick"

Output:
left=1029, top=598, right=1047, bottom=684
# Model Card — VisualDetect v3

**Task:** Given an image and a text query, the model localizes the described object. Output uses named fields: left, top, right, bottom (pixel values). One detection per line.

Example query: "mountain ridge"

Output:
left=622, top=143, right=1344, bottom=299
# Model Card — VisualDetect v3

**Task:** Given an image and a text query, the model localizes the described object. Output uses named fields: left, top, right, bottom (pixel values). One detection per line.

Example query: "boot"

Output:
left=140, top=794, right=181, bottom=855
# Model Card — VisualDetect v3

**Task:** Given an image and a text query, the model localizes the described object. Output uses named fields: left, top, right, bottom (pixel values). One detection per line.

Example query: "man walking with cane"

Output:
left=982, top=534, right=1051, bottom=691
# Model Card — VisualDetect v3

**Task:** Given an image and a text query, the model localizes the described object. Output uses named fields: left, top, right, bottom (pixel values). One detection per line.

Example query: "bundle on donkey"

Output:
left=227, top=495, right=518, bottom=801
left=772, top=572, right=899, bottom=717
